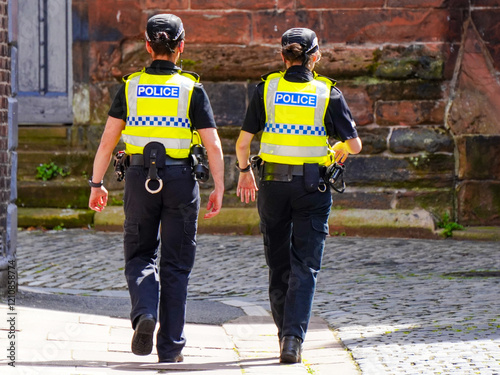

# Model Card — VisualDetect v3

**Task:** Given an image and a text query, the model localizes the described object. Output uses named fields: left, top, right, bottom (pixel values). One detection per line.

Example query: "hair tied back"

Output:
left=157, top=31, right=170, bottom=41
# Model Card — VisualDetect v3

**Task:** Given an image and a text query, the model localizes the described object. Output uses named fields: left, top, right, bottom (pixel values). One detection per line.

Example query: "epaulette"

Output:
left=261, top=70, right=283, bottom=81
left=122, top=73, right=132, bottom=83
left=179, top=70, right=200, bottom=82
left=122, top=68, right=146, bottom=83
left=314, top=72, right=337, bottom=85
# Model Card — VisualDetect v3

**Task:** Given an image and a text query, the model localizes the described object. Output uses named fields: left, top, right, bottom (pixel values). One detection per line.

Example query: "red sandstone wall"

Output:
left=72, top=0, right=500, bottom=225
left=77, top=1, right=468, bottom=81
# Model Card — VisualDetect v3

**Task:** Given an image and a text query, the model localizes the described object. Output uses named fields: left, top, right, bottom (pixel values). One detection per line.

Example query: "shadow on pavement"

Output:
left=5, top=290, right=245, bottom=325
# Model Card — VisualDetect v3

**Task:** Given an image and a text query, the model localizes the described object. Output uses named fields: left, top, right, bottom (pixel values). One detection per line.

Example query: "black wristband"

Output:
left=235, top=160, right=251, bottom=173
left=88, top=178, right=104, bottom=188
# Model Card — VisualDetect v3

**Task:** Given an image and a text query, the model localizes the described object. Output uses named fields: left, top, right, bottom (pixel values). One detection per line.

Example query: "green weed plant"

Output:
left=36, top=162, right=69, bottom=181
left=437, top=212, right=464, bottom=238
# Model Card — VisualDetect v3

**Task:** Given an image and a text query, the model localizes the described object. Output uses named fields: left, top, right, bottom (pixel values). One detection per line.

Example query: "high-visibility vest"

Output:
left=122, top=69, right=198, bottom=158
left=261, top=71, right=333, bottom=165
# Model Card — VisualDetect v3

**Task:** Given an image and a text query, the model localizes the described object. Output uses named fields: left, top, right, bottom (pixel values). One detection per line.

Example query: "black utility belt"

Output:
left=129, top=154, right=191, bottom=166
left=262, top=162, right=304, bottom=178
left=261, top=162, right=325, bottom=183
left=260, top=161, right=345, bottom=193
left=261, top=162, right=325, bottom=192
left=113, top=141, right=210, bottom=194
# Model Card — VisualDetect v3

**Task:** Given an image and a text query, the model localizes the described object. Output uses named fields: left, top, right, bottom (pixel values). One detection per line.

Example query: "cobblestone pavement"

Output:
left=15, top=229, right=500, bottom=374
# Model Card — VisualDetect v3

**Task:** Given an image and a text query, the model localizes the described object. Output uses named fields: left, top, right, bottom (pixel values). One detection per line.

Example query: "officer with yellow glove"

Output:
left=88, top=14, right=224, bottom=363
left=236, top=27, right=361, bottom=363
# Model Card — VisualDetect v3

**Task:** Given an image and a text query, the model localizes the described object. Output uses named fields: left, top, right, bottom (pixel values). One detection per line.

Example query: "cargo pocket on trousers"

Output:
left=311, top=216, right=329, bottom=236
left=179, top=219, right=197, bottom=271
left=123, top=218, right=140, bottom=262
left=259, top=222, right=270, bottom=249
left=307, top=216, right=329, bottom=270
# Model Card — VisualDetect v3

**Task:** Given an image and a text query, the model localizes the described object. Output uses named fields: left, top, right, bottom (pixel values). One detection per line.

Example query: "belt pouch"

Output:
left=303, top=163, right=319, bottom=192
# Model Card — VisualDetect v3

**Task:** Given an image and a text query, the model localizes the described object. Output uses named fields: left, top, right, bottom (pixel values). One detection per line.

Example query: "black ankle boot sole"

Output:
left=132, top=315, right=156, bottom=356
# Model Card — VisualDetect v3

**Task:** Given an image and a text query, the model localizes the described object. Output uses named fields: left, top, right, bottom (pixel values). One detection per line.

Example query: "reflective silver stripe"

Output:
left=261, top=143, right=327, bottom=158
left=127, top=75, right=141, bottom=117
left=314, top=80, right=329, bottom=124
left=177, top=78, right=193, bottom=119
left=121, top=134, right=192, bottom=149
left=265, top=77, right=280, bottom=124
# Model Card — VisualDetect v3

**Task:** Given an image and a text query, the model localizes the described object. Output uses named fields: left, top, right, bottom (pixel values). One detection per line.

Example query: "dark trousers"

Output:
left=257, top=176, right=332, bottom=341
left=123, top=164, right=199, bottom=360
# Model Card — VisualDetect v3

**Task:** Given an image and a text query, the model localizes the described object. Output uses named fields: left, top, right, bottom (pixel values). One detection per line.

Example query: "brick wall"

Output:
left=0, top=0, right=10, bottom=254
left=72, top=0, right=500, bottom=225
left=0, top=0, right=15, bottom=295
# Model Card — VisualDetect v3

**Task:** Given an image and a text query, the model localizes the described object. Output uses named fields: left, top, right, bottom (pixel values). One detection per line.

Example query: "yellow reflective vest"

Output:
left=261, top=71, right=334, bottom=165
left=121, top=69, right=198, bottom=158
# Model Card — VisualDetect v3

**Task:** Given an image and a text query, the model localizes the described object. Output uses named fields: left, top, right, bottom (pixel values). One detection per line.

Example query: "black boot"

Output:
left=280, top=335, right=302, bottom=363
left=131, top=314, right=156, bottom=356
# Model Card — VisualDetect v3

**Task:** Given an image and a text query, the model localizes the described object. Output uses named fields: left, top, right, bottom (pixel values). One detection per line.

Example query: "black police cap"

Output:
left=145, top=14, right=185, bottom=42
left=281, top=27, right=319, bottom=55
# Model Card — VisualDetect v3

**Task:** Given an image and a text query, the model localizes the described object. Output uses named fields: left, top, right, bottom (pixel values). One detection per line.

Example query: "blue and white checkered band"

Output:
left=126, top=116, right=191, bottom=128
left=265, top=123, right=326, bottom=136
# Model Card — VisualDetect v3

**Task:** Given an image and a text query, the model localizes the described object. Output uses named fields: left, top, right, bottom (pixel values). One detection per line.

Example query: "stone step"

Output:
left=17, top=206, right=435, bottom=238
left=16, top=182, right=252, bottom=210
left=17, top=206, right=500, bottom=241
left=17, top=207, right=95, bottom=229
left=17, top=178, right=91, bottom=209
left=18, top=125, right=80, bottom=151
left=15, top=180, right=451, bottom=217
left=17, top=150, right=94, bottom=178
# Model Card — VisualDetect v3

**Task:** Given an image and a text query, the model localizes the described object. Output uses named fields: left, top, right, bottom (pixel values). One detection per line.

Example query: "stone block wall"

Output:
left=447, top=16, right=500, bottom=226
left=71, top=0, right=500, bottom=225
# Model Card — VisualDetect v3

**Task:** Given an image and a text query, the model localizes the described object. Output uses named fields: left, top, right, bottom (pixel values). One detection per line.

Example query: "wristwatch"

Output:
left=88, top=178, right=104, bottom=188
left=235, top=160, right=251, bottom=173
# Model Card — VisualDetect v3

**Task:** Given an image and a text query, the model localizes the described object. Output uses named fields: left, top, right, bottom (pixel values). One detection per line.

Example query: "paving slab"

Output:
left=0, top=304, right=353, bottom=374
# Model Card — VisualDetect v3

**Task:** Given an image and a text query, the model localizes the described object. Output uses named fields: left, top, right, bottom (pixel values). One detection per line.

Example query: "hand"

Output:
left=332, top=142, right=349, bottom=163
left=237, top=171, right=258, bottom=204
left=331, top=137, right=362, bottom=162
left=89, top=186, right=108, bottom=212
left=204, top=189, right=223, bottom=219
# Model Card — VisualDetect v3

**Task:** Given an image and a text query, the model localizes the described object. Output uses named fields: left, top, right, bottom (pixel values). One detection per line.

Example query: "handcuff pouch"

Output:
left=303, top=163, right=320, bottom=192
left=143, top=142, right=166, bottom=193
left=143, top=142, right=166, bottom=170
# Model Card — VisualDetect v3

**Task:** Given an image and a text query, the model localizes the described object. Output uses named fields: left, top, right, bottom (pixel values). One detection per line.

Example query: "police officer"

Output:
left=88, top=14, right=224, bottom=363
left=235, top=27, right=362, bottom=363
